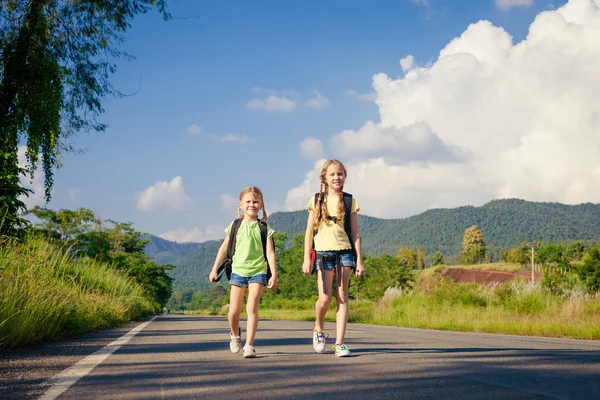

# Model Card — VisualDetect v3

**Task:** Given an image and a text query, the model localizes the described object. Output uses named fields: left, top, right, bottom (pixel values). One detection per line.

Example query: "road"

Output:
left=2, top=314, right=600, bottom=399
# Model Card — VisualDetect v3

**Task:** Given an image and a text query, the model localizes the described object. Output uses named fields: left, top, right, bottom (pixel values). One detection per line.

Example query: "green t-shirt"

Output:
left=225, top=219, right=274, bottom=277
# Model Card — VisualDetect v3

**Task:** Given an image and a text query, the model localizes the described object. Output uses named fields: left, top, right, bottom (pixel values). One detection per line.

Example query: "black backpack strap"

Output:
left=258, top=221, right=272, bottom=281
left=225, top=218, right=243, bottom=279
left=342, top=192, right=356, bottom=261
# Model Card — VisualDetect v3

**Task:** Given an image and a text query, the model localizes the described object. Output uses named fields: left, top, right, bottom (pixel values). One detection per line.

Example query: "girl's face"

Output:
left=325, top=163, right=346, bottom=192
left=239, top=193, right=262, bottom=218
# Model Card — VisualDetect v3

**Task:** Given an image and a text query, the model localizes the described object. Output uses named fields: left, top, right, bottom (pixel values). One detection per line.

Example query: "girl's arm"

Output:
left=302, top=209, right=316, bottom=274
left=266, top=236, right=277, bottom=289
left=350, top=212, right=365, bottom=276
left=209, top=235, right=229, bottom=282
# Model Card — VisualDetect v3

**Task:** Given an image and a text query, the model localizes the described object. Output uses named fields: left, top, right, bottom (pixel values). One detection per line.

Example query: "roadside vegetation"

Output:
left=0, top=208, right=173, bottom=349
left=179, top=228, right=600, bottom=340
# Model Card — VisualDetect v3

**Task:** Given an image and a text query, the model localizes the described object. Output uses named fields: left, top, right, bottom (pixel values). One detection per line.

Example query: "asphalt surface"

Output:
left=2, top=314, right=600, bottom=399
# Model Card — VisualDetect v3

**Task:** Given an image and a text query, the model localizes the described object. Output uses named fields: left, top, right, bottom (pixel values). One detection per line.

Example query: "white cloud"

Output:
left=246, top=95, right=296, bottom=112
left=496, top=0, right=534, bottom=11
left=304, top=91, right=331, bottom=109
left=400, top=55, right=415, bottom=72
left=206, top=132, right=250, bottom=143
left=188, top=123, right=250, bottom=142
left=299, top=137, right=325, bottom=160
left=286, top=0, right=600, bottom=219
left=331, top=121, right=470, bottom=164
left=137, top=176, right=192, bottom=212
left=220, top=194, right=238, bottom=211
left=159, top=226, right=222, bottom=243
left=187, top=124, right=202, bottom=134
left=17, top=146, right=45, bottom=208
left=344, top=89, right=377, bottom=101
left=411, top=0, right=430, bottom=6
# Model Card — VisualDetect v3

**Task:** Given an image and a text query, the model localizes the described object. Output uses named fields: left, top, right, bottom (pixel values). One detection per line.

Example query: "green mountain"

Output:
left=168, top=240, right=223, bottom=290
left=271, top=199, right=600, bottom=255
left=165, top=199, right=600, bottom=290
left=144, top=235, right=204, bottom=265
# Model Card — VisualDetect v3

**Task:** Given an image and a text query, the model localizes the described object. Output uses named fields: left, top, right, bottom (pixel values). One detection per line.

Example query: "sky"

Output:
left=18, top=0, right=600, bottom=243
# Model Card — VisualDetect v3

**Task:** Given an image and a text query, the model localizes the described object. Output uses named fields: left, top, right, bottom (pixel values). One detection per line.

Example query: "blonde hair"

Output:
left=237, top=186, right=268, bottom=221
left=313, top=159, right=347, bottom=235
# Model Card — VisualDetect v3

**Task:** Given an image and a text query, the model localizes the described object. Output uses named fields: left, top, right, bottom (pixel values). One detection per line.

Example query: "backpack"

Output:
left=215, top=218, right=272, bottom=282
left=311, top=192, right=356, bottom=274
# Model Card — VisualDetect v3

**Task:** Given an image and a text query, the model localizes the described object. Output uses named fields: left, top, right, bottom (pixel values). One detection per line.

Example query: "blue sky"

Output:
left=22, top=0, right=600, bottom=243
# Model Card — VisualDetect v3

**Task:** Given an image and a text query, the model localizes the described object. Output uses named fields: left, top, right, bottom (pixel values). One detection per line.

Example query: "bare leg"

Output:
left=315, top=270, right=334, bottom=331
left=335, top=267, right=351, bottom=344
left=245, top=282, right=264, bottom=346
left=228, top=285, right=246, bottom=336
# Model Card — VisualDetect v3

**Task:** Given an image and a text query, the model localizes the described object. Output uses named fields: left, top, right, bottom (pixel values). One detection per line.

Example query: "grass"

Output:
left=0, top=235, right=155, bottom=348
left=190, top=271, right=600, bottom=340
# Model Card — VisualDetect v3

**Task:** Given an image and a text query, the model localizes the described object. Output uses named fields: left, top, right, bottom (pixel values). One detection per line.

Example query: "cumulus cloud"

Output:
left=17, top=146, right=45, bottom=208
left=300, top=137, right=325, bottom=160
left=304, top=91, right=331, bottom=109
left=331, top=121, right=470, bottom=165
left=286, top=0, right=600, bottom=219
left=400, top=55, right=415, bottom=72
left=137, top=176, right=192, bottom=212
left=220, top=194, right=238, bottom=211
left=246, top=95, right=296, bottom=112
left=496, top=0, right=534, bottom=11
left=159, top=226, right=222, bottom=243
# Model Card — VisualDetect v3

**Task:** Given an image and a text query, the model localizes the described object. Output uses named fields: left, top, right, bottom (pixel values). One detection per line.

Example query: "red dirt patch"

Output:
left=438, top=268, right=537, bottom=286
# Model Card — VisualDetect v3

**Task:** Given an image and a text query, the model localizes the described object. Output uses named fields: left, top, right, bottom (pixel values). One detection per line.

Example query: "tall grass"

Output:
left=0, top=235, right=154, bottom=348
left=256, top=273, right=600, bottom=340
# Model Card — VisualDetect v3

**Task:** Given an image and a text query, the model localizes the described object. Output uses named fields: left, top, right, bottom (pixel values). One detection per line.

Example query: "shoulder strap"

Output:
left=258, top=221, right=272, bottom=281
left=227, top=218, right=243, bottom=259
left=342, top=192, right=355, bottom=254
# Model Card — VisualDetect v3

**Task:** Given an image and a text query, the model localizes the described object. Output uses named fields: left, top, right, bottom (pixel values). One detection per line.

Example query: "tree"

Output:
left=565, top=241, right=585, bottom=262
left=417, top=247, right=426, bottom=269
left=432, top=251, right=444, bottom=266
left=461, top=225, right=486, bottom=265
left=396, top=247, right=418, bottom=270
left=500, top=242, right=530, bottom=265
left=0, top=0, right=169, bottom=236
left=579, top=246, right=600, bottom=294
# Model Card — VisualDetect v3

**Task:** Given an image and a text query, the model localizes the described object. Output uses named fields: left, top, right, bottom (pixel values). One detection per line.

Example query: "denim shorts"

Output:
left=315, top=251, right=355, bottom=272
left=230, top=272, right=267, bottom=287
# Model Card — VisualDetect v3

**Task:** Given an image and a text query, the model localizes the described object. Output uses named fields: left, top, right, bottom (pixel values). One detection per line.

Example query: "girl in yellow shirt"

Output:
left=301, top=160, right=365, bottom=357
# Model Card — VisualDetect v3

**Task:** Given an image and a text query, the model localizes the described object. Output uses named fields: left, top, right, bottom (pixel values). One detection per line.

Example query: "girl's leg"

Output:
left=335, top=266, right=352, bottom=344
left=228, top=285, right=246, bottom=335
left=244, top=282, right=264, bottom=346
left=315, top=270, right=334, bottom=331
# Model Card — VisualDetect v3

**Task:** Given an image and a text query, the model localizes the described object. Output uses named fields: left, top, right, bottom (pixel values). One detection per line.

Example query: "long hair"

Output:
left=237, top=186, right=268, bottom=221
left=313, top=159, right=347, bottom=235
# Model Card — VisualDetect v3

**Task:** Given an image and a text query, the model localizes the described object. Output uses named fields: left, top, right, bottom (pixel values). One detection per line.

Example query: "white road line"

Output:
left=39, top=316, right=157, bottom=400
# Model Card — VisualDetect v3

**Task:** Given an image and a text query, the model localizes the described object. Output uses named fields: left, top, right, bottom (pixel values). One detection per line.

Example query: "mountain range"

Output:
left=145, top=199, right=600, bottom=290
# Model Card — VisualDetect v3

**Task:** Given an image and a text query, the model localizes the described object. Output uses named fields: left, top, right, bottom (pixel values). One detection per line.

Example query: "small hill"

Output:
left=168, top=240, right=223, bottom=290
left=144, top=235, right=204, bottom=265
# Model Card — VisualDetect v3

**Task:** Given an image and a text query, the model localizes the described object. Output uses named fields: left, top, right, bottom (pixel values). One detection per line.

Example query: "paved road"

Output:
left=3, top=314, right=600, bottom=399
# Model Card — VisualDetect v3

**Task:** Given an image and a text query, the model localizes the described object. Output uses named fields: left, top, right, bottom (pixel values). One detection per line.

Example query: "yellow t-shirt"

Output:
left=307, top=194, right=359, bottom=251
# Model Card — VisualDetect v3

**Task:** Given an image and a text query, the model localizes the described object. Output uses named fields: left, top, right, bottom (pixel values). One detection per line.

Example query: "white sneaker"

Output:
left=312, top=329, right=328, bottom=354
left=334, top=343, right=352, bottom=357
left=243, top=345, right=256, bottom=358
left=230, top=328, right=241, bottom=353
